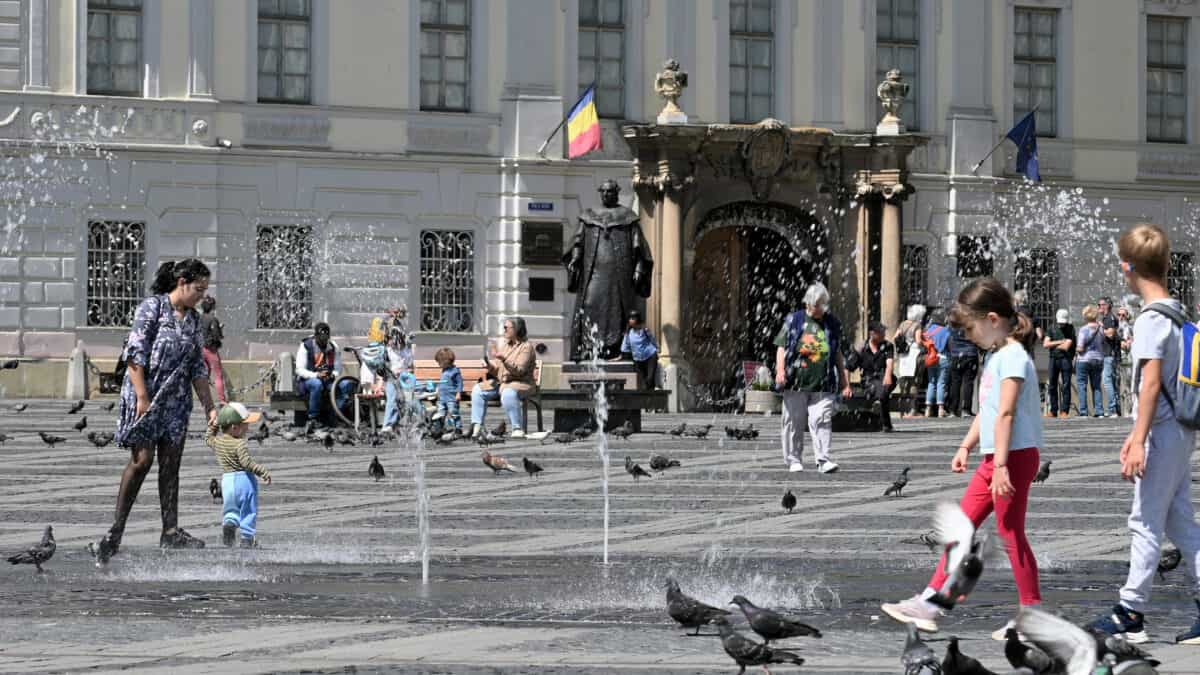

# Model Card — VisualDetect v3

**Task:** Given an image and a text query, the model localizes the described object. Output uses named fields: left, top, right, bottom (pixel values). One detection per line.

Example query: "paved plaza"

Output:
left=2, top=401, right=1200, bottom=673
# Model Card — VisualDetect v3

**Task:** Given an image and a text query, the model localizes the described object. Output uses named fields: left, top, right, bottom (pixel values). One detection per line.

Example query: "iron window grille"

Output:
left=901, top=244, right=928, bottom=312
left=1147, top=16, right=1188, bottom=143
left=258, top=0, right=311, bottom=104
left=86, top=0, right=141, bottom=97
left=578, top=0, right=625, bottom=118
left=1169, top=251, right=1195, bottom=311
left=876, top=0, right=919, bottom=130
left=1013, top=248, right=1059, bottom=331
left=86, top=220, right=145, bottom=327
left=420, top=230, right=475, bottom=333
left=420, top=0, right=470, bottom=111
left=1013, top=8, right=1058, bottom=137
left=957, top=235, right=995, bottom=279
left=730, top=0, right=773, bottom=123
left=256, top=224, right=315, bottom=330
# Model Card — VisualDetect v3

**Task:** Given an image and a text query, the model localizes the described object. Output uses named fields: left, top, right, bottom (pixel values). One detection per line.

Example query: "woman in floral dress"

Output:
left=90, top=259, right=218, bottom=565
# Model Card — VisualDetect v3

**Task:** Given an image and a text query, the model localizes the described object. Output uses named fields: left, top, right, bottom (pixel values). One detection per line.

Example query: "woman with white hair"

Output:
left=893, top=304, right=927, bottom=416
left=773, top=282, right=853, bottom=474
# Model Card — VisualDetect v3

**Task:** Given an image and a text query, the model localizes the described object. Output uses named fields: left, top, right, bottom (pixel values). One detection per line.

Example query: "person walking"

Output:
left=858, top=321, right=896, bottom=432
left=1075, top=305, right=1105, bottom=417
left=1099, top=296, right=1122, bottom=416
left=923, top=309, right=952, bottom=418
left=773, top=282, right=852, bottom=474
left=881, top=278, right=1045, bottom=638
left=1043, top=308, right=1076, bottom=418
left=945, top=325, right=980, bottom=417
left=90, top=259, right=218, bottom=565
left=199, top=296, right=227, bottom=405
left=469, top=317, right=536, bottom=439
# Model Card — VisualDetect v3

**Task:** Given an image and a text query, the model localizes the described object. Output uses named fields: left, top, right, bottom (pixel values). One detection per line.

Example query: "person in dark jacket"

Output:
left=1043, top=308, right=1076, bottom=418
left=858, top=321, right=896, bottom=431
left=199, top=296, right=227, bottom=404
left=944, top=325, right=980, bottom=417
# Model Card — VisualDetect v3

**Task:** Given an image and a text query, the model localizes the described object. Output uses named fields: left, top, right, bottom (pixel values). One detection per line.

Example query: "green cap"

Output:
left=217, top=402, right=262, bottom=429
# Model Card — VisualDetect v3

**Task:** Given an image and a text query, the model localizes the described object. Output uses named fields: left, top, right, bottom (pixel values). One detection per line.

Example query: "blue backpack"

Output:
left=1139, top=304, right=1200, bottom=430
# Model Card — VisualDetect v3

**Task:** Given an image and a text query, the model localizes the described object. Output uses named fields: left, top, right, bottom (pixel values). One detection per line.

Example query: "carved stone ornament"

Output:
left=876, top=68, right=910, bottom=136
left=191, top=119, right=209, bottom=137
left=855, top=180, right=912, bottom=204
left=740, top=119, right=791, bottom=201
left=654, top=59, right=689, bottom=124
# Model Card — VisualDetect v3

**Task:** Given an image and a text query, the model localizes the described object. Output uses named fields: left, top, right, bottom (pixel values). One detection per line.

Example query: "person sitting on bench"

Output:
left=858, top=321, right=896, bottom=432
left=295, top=322, right=355, bottom=433
left=469, top=317, right=536, bottom=440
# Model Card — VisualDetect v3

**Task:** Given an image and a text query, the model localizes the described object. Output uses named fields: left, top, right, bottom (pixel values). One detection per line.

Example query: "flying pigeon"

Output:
left=648, top=454, right=680, bottom=472
left=5, top=525, right=55, bottom=573
left=609, top=420, right=634, bottom=440
left=901, top=624, right=941, bottom=675
left=729, top=595, right=822, bottom=645
left=86, top=431, right=113, bottom=448
left=668, top=422, right=687, bottom=436
left=210, top=478, right=222, bottom=502
left=1033, top=460, right=1052, bottom=484
left=625, top=456, right=651, bottom=481
left=781, top=490, right=796, bottom=514
left=714, top=617, right=804, bottom=674
left=884, top=467, right=911, bottom=497
left=368, top=456, right=386, bottom=481
left=482, top=450, right=516, bottom=475
left=1012, top=608, right=1093, bottom=675
left=67, top=400, right=84, bottom=415
left=941, top=636, right=996, bottom=675
left=1158, top=546, right=1182, bottom=580
left=665, top=577, right=731, bottom=635
left=73, top=416, right=88, bottom=432
left=522, top=457, right=543, bottom=479
left=928, top=502, right=994, bottom=610
left=12, top=403, right=26, bottom=412
left=38, top=432, right=66, bottom=448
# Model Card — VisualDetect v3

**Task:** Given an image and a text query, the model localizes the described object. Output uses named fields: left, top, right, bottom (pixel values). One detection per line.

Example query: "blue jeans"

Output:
left=1103, top=355, right=1120, bottom=415
left=436, top=396, right=461, bottom=429
left=470, top=383, right=523, bottom=430
left=1075, top=360, right=1103, bottom=416
left=925, top=357, right=949, bottom=406
left=381, top=379, right=422, bottom=428
left=221, top=471, right=258, bottom=540
left=297, top=376, right=355, bottom=423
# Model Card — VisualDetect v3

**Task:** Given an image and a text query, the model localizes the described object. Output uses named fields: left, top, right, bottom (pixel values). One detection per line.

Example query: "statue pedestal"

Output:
left=561, top=360, right=638, bottom=391
left=657, top=110, right=689, bottom=125
left=876, top=116, right=906, bottom=136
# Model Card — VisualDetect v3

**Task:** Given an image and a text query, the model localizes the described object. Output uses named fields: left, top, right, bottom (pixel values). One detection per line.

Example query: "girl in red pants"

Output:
left=882, top=278, right=1044, bottom=639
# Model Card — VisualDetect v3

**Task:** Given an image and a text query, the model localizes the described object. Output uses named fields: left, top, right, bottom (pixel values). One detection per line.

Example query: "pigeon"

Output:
left=482, top=450, right=517, bottom=475
left=625, top=456, right=651, bottom=481
left=1158, top=546, right=1182, bottom=580
left=781, top=489, right=796, bottom=514
left=648, top=454, right=680, bottom=472
left=73, top=416, right=88, bottom=432
left=685, top=423, right=713, bottom=439
left=729, top=595, right=822, bottom=645
left=210, top=478, right=222, bottom=502
left=665, top=577, right=732, bottom=635
left=1013, top=608, right=1095, bottom=675
left=322, top=433, right=335, bottom=452
left=901, top=624, right=941, bottom=675
left=668, top=422, right=687, bottom=436
left=368, top=456, right=386, bottom=481
left=281, top=431, right=298, bottom=442
left=0, top=359, right=17, bottom=369
left=1033, top=460, right=1052, bottom=484
left=491, top=421, right=507, bottom=437
left=12, top=403, right=26, bottom=412
left=725, top=423, right=760, bottom=440
left=884, top=467, right=911, bottom=497
left=478, top=432, right=505, bottom=448
left=67, top=400, right=85, bottom=414
left=714, top=617, right=805, bottom=674
left=1089, top=628, right=1160, bottom=670
left=0, top=432, right=10, bottom=445
left=86, top=431, right=113, bottom=448
left=102, top=401, right=116, bottom=411
left=541, top=432, right=574, bottom=445
left=333, top=430, right=355, bottom=447
left=609, top=419, right=634, bottom=440
left=249, top=426, right=269, bottom=446
left=570, top=421, right=597, bottom=440
left=38, top=431, right=66, bottom=448
left=941, top=636, right=996, bottom=675
left=5, top=525, right=55, bottom=573
left=435, top=433, right=458, bottom=446
left=522, top=457, right=543, bottom=479
left=928, top=502, right=994, bottom=610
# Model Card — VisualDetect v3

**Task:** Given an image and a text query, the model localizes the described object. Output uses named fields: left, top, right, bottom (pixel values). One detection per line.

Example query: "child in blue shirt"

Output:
left=432, top=347, right=463, bottom=431
left=620, top=310, right=659, bottom=391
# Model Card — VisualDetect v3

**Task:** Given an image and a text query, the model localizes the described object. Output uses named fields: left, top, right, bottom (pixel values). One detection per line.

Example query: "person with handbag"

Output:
left=893, top=304, right=927, bottom=418
left=922, top=309, right=953, bottom=418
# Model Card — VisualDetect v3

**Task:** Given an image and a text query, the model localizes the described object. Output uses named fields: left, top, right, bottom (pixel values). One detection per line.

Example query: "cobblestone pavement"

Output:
left=1, top=400, right=1200, bottom=673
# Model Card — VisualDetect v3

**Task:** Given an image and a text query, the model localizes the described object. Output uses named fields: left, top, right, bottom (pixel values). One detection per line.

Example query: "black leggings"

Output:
left=108, top=436, right=185, bottom=542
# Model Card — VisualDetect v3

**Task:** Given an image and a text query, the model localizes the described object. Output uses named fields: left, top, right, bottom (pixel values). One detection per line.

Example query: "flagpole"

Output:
left=969, top=103, right=1040, bottom=176
left=536, top=84, right=595, bottom=159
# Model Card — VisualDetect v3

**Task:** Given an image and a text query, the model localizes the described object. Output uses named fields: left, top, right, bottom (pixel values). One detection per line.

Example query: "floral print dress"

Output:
left=114, top=294, right=209, bottom=448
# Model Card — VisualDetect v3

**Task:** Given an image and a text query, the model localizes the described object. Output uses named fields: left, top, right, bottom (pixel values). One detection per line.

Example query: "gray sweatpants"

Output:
left=780, top=391, right=837, bottom=466
left=1120, top=421, right=1200, bottom=612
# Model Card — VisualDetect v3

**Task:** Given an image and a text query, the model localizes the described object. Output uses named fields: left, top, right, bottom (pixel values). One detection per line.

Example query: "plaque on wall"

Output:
left=521, top=221, right=563, bottom=266
left=529, top=277, right=555, bottom=302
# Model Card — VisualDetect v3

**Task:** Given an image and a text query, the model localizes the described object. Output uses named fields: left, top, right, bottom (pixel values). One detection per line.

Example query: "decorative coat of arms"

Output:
left=740, top=119, right=791, bottom=201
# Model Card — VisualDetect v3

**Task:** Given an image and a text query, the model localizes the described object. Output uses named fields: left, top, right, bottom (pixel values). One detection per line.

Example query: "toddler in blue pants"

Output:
left=432, top=347, right=463, bottom=431
left=207, top=403, right=273, bottom=548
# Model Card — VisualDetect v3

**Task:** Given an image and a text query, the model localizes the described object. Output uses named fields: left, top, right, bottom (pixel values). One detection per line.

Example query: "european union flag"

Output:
left=1005, top=110, right=1041, bottom=182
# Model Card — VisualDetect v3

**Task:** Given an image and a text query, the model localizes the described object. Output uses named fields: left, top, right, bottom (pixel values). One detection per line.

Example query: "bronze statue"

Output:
left=563, top=180, right=653, bottom=360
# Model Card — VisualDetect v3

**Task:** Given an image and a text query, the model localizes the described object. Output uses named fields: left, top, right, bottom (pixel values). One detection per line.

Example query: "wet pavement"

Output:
left=2, top=401, right=1200, bottom=673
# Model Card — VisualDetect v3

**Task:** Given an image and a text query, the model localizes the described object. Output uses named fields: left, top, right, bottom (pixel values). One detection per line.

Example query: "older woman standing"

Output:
left=90, top=259, right=217, bottom=565
left=773, top=282, right=852, bottom=474
left=469, top=317, right=536, bottom=439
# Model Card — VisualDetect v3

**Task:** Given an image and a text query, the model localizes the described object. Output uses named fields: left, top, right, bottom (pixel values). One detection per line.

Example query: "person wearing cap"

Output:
left=1043, top=308, right=1076, bottom=418
left=620, top=310, right=659, bottom=391
left=1098, top=295, right=1122, bottom=416
left=857, top=322, right=895, bottom=432
left=207, top=403, right=272, bottom=548
left=295, top=322, right=355, bottom=432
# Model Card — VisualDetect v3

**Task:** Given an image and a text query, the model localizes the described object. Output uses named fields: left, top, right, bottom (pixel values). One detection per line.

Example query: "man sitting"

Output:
left=858, top=321, right=896, bottom=432
left=295, top=322, right=355, bottom=432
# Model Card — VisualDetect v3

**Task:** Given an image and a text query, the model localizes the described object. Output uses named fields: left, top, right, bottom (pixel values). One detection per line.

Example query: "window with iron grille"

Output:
left=579, top=0, right=624, bottom=118
left=1147, top=16, right=1188, bottom=143
left=421, top=0, right=470, bottom=111
left=256, top=225, right=314, bottom=329
left=957, top=235, right=995, bottom=279
left=86, top=221, right=145, bottom=327
left=1169, top=251, right=1195, bottom=311
left=730, top=0, right=773, bottom=123
left=420, top=230, right=475, bottom=332
left=1013, top=7, right=1057, bottom=137
left=901, top=244, right=928, bottom=312
left=1013, top=248, right=1059, bottom=331
left=258, top=0, right=311, bottom=103
left=87, top=0, right=141, bottom=97
left=876, top=0, right=919, bottom=130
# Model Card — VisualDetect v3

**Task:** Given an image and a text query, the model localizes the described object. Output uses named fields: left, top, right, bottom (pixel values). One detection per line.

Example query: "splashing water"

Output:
left=580, top=321, right=612, bottom=565
left=395, top=390, right=431, bottom=584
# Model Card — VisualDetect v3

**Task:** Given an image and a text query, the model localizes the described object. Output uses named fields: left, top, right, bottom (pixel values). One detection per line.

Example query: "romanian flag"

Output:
left=567, top=85, right=602, bottom=159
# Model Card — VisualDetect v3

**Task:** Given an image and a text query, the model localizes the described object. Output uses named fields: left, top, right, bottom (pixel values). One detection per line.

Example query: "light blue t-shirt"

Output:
left=978, top=342, right=1044, bottom=454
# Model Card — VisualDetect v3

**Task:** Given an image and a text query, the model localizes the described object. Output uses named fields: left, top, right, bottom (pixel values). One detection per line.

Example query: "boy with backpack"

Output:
left=1088, top=223, right=1200, bottom=645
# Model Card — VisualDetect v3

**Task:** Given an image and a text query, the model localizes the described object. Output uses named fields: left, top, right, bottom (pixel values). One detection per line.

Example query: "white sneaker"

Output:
left=379, top=426, right=393, bottom=434
left=788, top=463, right=804, bottom=472
left=510, top=429, right=526, bottom=439
left=881, top=595, right=942, bottom=633
left=991, top=619, right=1028, bottom=642
left=469, top=424, right=481, bottom=438
left=431, top=411, right=445, bottom=421
left=818, top=460, right=839, bottom=474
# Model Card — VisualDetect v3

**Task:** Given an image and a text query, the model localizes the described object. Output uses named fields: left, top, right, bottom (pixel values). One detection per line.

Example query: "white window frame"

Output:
left=1001, top=1, right=1074, bottom=141
left=416, top=228, right=478, bottom=334
left=75, top=0, right=159, bottom=97
left=1145, top=14, right=1190, bottom=143
left=1012, top=6, right=1059, bottom=137
left=875, top=0, right=921, bottom=130
left=578, top=0, right=626, bottom=119
left=243, top=0, right=327, bottom=105
left=257, top=0, right=312, bottom=105
left=729, top=0, right=775, bottom=123
left=862, top=0, right=937, bottom=134
left=1139, top=2, right=1200, bottom=145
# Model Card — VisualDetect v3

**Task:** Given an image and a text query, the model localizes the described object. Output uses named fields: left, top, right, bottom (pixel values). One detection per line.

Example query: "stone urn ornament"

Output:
left=654, top=59, right=689, bottom=124
left=876, top=68, right=909, bottom=136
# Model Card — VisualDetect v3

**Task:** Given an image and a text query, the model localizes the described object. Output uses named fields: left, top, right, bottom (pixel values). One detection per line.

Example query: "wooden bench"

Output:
left=537, top=387, right=671, bottom=433
left=412, top=359, right=544, bottom=432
